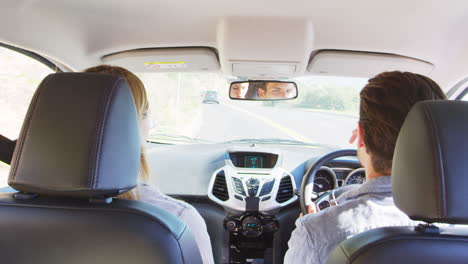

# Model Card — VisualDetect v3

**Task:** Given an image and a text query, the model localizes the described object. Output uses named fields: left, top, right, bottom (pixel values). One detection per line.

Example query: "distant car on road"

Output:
left=203, top=91, right=220, bottom=104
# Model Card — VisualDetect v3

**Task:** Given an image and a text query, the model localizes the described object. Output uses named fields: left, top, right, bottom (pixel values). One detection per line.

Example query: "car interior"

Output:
left=1, top=1, right=468, bottom=264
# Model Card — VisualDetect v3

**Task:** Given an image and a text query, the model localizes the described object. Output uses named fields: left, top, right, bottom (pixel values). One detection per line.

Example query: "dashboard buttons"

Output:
left=225, top=219, right=238, bottom=231
left=208, top=164, right=298, bottom=212
left=224, top=214, right=279, bottom=237
left=259, top=179, right=275, bottom=196
left=241, top=215, right=263, bottom=237
left=232, top=177, right=246, bottom=195
left=234, top=195, right=244, bottom=201
left=246, top=178, right=260, bottom=197
left=317, top=200, right=331, bottom=210
left=264, top=220, right=279, bottom=232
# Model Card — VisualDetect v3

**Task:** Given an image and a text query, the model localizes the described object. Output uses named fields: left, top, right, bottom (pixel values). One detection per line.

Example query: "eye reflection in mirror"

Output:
left=258, top=82, right=297, bottom=99
left=230, top=82, right=249, bottom=99
left=229, top=80, right=298, bottom=101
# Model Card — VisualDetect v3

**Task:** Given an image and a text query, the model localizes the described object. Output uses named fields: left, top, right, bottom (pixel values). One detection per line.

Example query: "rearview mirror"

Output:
left=230, top=81, right=298, bottom=100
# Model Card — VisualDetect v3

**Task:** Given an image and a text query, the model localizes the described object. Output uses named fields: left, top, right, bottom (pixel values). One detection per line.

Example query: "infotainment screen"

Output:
left=244, top=155, right=264, bottom=168
left=229, top=152, right=278, bottom=168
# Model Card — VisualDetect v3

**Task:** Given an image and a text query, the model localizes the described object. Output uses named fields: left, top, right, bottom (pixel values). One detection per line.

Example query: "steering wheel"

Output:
left=300, top=149, right=358, bottom=215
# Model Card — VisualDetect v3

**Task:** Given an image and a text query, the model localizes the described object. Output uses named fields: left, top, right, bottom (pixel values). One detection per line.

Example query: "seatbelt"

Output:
left=0, top=134, right=16, bottom=165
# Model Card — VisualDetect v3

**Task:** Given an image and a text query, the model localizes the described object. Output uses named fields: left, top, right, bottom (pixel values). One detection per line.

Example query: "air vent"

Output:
left=276, top=176, right=294, bottom=203
left=212, top=171, right=229, bottom=201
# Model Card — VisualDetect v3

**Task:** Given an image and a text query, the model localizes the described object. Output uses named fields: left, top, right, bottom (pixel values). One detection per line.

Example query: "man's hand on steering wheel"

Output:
left=299, top=203, right=318, bottom=218
left=300, top=149, right=358, bottom=216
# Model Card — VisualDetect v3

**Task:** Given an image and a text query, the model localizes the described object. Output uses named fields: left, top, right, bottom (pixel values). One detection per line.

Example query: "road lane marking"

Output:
left=224, top=104, right=316, bottom=144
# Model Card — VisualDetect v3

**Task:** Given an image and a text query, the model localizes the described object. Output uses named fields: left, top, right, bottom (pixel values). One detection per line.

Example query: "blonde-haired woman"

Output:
left=84, top=65, right=214, bottom=264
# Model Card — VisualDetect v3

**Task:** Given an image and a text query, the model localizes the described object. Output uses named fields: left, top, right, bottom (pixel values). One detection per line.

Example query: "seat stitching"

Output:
left=423, top=104, right=446, bottom=218
left=94, top=79, right=120, bottom=188
left=177, top=225, right=189, bottom=264
left=10, top=75, right=52, bottom=182
left=339, top=244, right=351, bottom=261
left=88, top=78, right=121, bottom=188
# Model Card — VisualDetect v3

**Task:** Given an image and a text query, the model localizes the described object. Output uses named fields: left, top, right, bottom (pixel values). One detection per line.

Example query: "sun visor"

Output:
left=218, top=17, right=314, bottom=79
left=307, top=50, right=434, bottom=77
left=101, top=48, right=220, bottom=72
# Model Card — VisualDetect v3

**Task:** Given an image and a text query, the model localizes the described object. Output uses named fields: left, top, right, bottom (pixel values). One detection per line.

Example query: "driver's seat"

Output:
left=327, top=100, right=468, bottom=264
left=0, top=73, right=202, bottom=264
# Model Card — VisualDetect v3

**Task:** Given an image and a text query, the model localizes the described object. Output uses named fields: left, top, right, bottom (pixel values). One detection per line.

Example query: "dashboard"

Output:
left=206, top=147, right=365, bottom=215
left=313, top=166, right=366, bottom=193
left=144, top=142, right=364, bottom=264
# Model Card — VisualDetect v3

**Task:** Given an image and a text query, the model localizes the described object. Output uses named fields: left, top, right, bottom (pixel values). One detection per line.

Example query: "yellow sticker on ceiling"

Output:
left=144, top=61, right=187, bottom=69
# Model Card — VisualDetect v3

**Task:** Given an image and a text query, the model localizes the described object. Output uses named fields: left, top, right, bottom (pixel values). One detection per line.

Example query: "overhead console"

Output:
left=217, top=17, right=314, bottom=79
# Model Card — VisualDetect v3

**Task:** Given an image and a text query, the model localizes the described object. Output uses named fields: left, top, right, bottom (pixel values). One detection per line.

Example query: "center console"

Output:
left=208, top=146, right=298, bottom=263
left=224, top=213, right=279, bottom=263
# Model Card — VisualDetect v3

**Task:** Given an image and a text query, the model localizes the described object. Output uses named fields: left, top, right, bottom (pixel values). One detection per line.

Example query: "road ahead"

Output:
left=0, top=103, right=358, bottom=186
left=195, top=103, right=357, bottom=148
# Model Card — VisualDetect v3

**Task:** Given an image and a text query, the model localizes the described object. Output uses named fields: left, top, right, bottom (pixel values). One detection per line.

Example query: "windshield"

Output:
left=137, top=72, right=367, bottom=148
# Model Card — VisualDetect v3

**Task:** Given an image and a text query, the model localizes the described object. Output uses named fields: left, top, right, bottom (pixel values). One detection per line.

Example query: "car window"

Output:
left=0, top=45, right=54, bottom=187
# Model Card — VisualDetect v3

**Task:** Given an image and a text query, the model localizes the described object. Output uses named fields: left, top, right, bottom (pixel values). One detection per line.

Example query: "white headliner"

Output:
left=2, top=0, right=468, bottom=90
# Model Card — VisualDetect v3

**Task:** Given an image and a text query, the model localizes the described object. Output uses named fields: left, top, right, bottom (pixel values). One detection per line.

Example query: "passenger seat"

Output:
left=0, top=73, right=202, bottom=264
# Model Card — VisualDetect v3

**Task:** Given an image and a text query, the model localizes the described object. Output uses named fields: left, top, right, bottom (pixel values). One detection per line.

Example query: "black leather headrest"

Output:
left=392, top=100, right=468, bottom=224
left=8, top=73, right=141, bottom=198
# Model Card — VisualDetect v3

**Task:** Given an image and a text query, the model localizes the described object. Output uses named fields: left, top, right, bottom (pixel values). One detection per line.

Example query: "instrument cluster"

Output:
left=313, top=167, right=366, bottom=193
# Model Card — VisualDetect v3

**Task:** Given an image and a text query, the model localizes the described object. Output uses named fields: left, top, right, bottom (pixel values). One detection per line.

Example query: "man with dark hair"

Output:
left=284, top=71, right=447, bottom=264
left=257, top=82, right=297, bottom=99
left=358, top=72, right=446, bottom=175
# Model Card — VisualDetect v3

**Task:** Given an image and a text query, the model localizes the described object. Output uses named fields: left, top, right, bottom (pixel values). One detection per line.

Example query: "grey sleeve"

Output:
left=284, top=217, right=320, bottom=264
